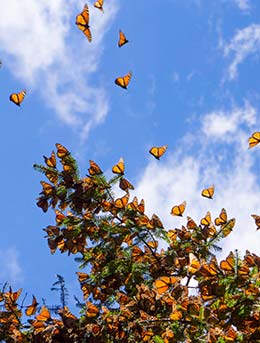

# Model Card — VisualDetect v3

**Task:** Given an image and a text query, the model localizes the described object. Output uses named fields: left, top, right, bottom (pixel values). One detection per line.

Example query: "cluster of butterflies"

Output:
left=76, top=2, right=132, bottom=89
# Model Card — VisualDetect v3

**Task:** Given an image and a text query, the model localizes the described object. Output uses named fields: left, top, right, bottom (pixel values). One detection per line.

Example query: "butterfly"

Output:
left=215, top=208, right=227, bottom=226
left=220, top=252, right=235, bottom=273
left=9, top=90, right=26, bottom=106
left=43, top=151, right=56, bottom=168
left=221, top=218, right=235, bottom=237
left=112, top=157, right=124, bottom=175
left=114, top=193, right=129, bottom=209
left=200, top=211, right=212, bottom=226
left=86, top=301, right=99, bottom=318
left=94, top=0, right=104, bottom=12
left=201, top=185, right=214, bottom=199
left=40, top=181, right=54, bottom=197
left=25, top=295, right=38, bottom=316
left=118, top=30, right=129, bottom=47
left=188, top=253, right=200, bottom=274
left=56, top=143, right=69, bottom=159
left=248, top=131, right=260, bottom=149
left=88, top=160, right=102, bottom=175
left=36, top=306, right=51, bottom=321
left=149, top=145, right=167, bottom=160
left=119, top=177, right=134, bottom=192
left=115, top=71, right=132, bottom=89
left=75, top=4, right=92, bottom=42
left=170, top=201, right=186, bottom=217
left=154, top=276, right=178, bottom=295
left=251, top=214, right=260, bottom=230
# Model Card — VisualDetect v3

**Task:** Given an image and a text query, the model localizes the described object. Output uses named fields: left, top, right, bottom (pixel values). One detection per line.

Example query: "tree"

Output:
left=0, top=143, right=259, bottom=342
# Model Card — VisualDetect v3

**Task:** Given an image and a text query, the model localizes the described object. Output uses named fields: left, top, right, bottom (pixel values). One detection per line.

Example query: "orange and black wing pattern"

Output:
left=248, top=132, right=260, bottom=149
left=9, top=90, right=26, bottom=106
left=115, top=71, right=132, bottom=89
left=149, top=145, right=167, bottom=160
left=201, top=185, right=214, bottom=199
left=94, top=0, right=104, bottom=12
left=118, top=30, right=129, bottom=47
left=76, top=4, right=92, bottom=42
left=171, top=201, right=186, bottom=217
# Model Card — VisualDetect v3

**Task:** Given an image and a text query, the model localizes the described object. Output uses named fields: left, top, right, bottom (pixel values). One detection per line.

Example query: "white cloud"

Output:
left=0, top=0, right=119, bottom=140
left=0, top=248, right=23, bottom=284
left=132, top=103, right=260, bottom=257
left=223, top=24, right=260, bottom=80
left=233, top=0, right=251, bottom=11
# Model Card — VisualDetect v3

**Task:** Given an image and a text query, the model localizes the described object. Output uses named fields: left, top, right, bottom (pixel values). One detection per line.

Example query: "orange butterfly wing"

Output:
left=248, top=131, right=260, bottom=149
left=9, top=90, right=26, bottom=106
left=118, top=30, right=129, bottom=47
left=112, top=157, right=125, bottom=174
left=76, top=4, right=92, bottom=42
left=94, top=0, right=104, bottom=12
left=149, top=145, right=167, bottom=160
left=201, top=185, right=215, bottom=199
left=115, top=71, right=132, bottom=89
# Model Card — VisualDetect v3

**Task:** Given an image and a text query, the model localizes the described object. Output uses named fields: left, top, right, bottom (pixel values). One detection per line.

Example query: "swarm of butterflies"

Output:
left=76, top=1, right=132, bottom=89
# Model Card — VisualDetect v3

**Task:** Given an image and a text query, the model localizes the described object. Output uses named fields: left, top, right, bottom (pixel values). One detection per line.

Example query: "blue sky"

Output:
left=0, top=0, right=260, bottom=310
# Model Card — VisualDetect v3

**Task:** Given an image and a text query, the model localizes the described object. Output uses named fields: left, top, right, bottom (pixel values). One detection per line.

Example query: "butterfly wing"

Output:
left=118, top=30, right=128, bottom=47
left=76, top=4, right=92, bottom=42
left=9, top=90, right=26, bottom=106
left=171, top=201, right=186, bottom=216
left=149, top=145, right=167, bottom=159
left=248, top=132, right=260, bottom=149
left=115, top=71, right=132, bottom=89
left=201, top=185, right=215, bottom=199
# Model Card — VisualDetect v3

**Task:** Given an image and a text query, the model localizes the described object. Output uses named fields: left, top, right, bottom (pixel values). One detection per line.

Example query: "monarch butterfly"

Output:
left=170, top=201, right=186, bottom=217
left=221, top=218, right=235, bottom=237
left=114, top=193, right=129, bottom=209
left=25, top=296, right=38, bottom=316
left=220, top=252, right=235, bottom=273
left=56, top=143, right=69, bottom=159
left=200, top=211, right=212, bottom=226
left=76, top=271, right=89, bottom=283
left=149, top=145, right=167, bottom=160
left=9, top=90, right=26, bottom=106
left=119, top=177, right=134, bottom=192
left=88, top=160, right=102, bottom=175
left=151, top=214, right=163, bottom=228
left=188, top=252, right=200, bottom=274
left=75, top=4, right=92, bottom=42
left=43, top=151, right=56, bottom=168
left=154, top=276, right=178, bottom=295
left=201, top=185, right=215, bottom=199
left=115, top=71, right=132, bottom=89
left=118, top=30, right=129, bottom=47
left=199, top=259, right=219, bottom=279
left=112, top=157, right=124, bottom=174
left=186, top=216, right=197, bottom=230
left=251, top=214, right=260, bottom=230
left=215, top=208, right=227, bottom=226
left=248, top=131, right=260, bottom=149
left=36, top=306, right=51, bottom=321
left=40, top=181, right=54, bottom=196
left=94, top=0, right=104, bottom=12
left=86, top=301, right=99, bottom=318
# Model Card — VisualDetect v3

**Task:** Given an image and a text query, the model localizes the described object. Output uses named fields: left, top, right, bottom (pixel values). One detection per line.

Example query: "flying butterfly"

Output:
left=25, top=296, right=38, bottom=316
left=76, top=4, right=92, bottom=42
left=149, top=145, right=167, bottom=160
left=251, top=214, right=260, bottom=230
left=115, top=71, right=132, bottom=89
left=248, top=132, right=260, bottom=149
left=112, top=157, right=124, bottom=175
left=215, top=208, right=227, bottom=226
left=94, top=0, right=104, bottom=12
left=118, top=30, right=129, bottom=47
left=9, top=90, right=26, bottom=106
left=171, top=201, right=186, bottom=217
left=201, top=185, right=215, bottom=199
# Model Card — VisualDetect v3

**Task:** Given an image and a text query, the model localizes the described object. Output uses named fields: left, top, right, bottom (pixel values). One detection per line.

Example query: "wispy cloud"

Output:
left=233, top=0, right=251, bottom=11
left=133, top=102, right=260, bottom=257
left=223, top=24, right=260, bottom=80
left=0, top=0, right=119, bottom=140
left=0, top=248, right=23, bottom=284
